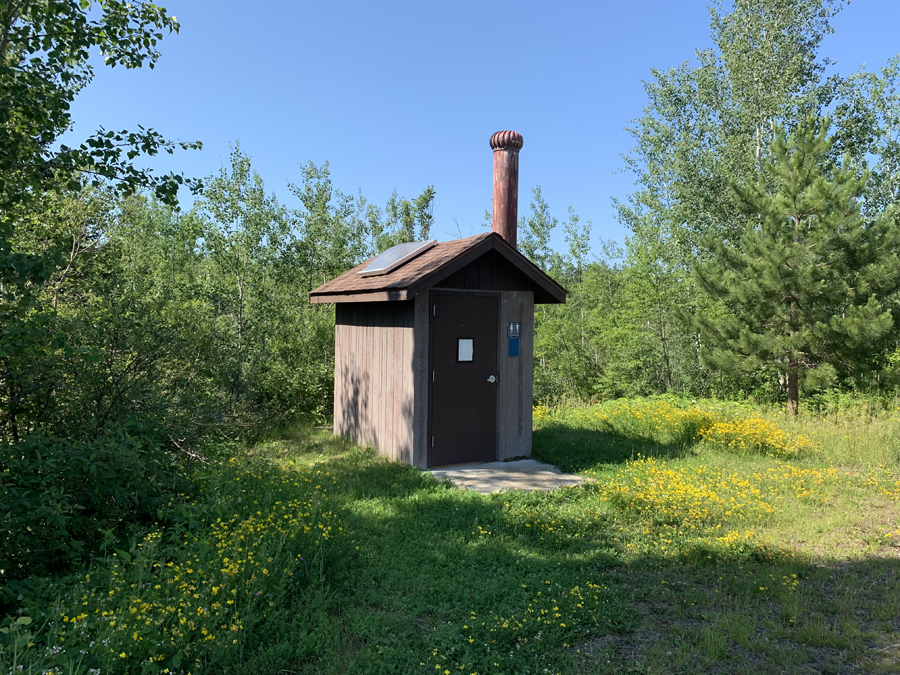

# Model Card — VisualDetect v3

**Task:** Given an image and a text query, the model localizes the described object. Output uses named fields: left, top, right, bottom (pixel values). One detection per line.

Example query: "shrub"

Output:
left=0, top=422, right=187, bottom=586
left=0, top=457, right=341, bottom=674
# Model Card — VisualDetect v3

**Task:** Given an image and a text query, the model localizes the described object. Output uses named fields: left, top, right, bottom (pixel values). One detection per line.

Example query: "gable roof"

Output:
left=309, top=232, right=566, bottom=304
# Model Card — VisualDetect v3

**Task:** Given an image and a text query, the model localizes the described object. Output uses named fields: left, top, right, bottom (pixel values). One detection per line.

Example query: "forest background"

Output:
left=3, top=0, right=900, bottom=580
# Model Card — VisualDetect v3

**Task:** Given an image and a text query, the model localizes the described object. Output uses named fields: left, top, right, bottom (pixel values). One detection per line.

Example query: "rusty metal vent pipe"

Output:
left=490, top=130, right=523, bottom=249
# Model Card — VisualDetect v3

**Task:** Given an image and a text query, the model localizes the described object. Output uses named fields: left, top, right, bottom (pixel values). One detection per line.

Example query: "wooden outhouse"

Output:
left=309, top=131, right=565, bottom=468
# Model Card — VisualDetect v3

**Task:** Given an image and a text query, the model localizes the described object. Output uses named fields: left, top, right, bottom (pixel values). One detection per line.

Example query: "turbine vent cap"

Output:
left=489, top=130, right=524, bottom=152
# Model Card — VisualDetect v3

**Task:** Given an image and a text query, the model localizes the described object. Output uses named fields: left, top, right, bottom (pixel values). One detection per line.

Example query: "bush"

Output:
left=0, top=455, right=341, bottom=674
left=0, top=422, right=188, bottom=585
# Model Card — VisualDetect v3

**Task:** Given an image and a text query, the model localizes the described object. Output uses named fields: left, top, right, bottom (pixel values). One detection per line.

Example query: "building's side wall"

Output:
left=334, top=301, right=415, bottom=462
left=497, top=290, right=534, bottom=460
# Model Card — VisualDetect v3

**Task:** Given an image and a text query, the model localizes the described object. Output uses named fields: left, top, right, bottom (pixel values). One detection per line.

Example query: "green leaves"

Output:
left=614, top=0, right=900, bottom=401
left=694, top=118, right=900, bottom=411
left=0, top=1, right=202, bottom=447
left=0, top=0, right=199, bottom=211
left=0, top=424, right=185, bottom=579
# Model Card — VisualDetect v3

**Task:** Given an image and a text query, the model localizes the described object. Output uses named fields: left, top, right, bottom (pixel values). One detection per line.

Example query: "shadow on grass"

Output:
left=233, top=429, right=900, bottom=674
left=293, top=459, right=630, bottom=674
left=533, top=423, right=697, bottom=474
left=208, top=430, right=900, bottom=675
left=238, top=451, right=900, bottom=675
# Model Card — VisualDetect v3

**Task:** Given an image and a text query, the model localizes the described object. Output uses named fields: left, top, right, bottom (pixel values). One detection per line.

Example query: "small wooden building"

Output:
left=309, top=131, right=565, bottom=468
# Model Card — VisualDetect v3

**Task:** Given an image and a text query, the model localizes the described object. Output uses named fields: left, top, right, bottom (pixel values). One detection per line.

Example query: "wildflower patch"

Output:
left=592, top=399, right=717, bottom=445
left=700, top=418, right=818, bottom=457
left=534, top=398, right=820, bottom=459
left=426, top=577, right=634, bottom=674
left=5, top=410, right=900, bottom=675
left=6, top=458, right=342, bottom=675
left=593, top=456, right=778, bottom=529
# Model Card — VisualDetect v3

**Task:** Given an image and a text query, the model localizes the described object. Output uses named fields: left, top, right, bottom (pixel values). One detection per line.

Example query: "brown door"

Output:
left=429, top=292, right=499, bottom=467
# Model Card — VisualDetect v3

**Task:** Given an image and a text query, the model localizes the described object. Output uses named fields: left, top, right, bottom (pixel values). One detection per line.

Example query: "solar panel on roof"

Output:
left=357, top=239, right=437, bottom=277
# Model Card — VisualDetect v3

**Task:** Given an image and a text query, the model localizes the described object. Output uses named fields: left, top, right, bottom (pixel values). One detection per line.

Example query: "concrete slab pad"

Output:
left=429, top=459, right=587, bottom=494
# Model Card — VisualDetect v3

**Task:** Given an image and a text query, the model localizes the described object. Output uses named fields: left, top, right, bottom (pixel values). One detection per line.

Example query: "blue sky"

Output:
left=68, top=0, right=900, bottom=251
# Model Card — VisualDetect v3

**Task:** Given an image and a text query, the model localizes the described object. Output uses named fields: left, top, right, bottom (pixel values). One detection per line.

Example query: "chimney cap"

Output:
left=490, top=130, right=524, bottom=151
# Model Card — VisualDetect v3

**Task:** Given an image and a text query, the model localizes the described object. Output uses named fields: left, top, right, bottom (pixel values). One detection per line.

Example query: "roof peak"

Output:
left=310, top=232, right=564, bottom=305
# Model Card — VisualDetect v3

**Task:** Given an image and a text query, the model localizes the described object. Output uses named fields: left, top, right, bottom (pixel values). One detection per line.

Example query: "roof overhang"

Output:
left=309, top=232, right=566, bottom=305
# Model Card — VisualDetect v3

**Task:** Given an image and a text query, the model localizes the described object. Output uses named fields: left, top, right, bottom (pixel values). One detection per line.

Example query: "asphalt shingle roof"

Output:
left=309, top=232, right=565, bottom=304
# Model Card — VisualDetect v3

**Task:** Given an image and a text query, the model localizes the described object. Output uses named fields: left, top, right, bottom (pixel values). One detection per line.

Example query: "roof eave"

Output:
left=309, top=289, right=409, bottom=304
left=404, top=233, right=566, bottom=303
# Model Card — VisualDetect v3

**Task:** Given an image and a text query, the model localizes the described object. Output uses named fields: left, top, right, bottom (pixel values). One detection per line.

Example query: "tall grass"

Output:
left=533, top=396, right=900, bottom=562
left=537, top=394, right=900, bottom=467
left=775, top=408, right=900, bottom=468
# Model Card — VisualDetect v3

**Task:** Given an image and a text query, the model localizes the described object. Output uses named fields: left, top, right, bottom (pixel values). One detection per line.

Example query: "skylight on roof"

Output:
left=357, top=239, right=437, bottom=277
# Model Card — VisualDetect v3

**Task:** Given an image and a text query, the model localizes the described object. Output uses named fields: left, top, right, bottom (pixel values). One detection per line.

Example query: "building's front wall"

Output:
left=334, top=301, right=416, bottom=463
left=423, top=288, right=534, bottom=465
left=497, top=290, right=534, bottom=460
left=333, top=286, right=536, bottom=469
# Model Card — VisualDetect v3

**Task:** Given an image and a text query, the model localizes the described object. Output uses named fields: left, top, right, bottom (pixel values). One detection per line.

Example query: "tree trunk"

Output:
left=787, top=294, right=799, bottom=417
left=786, top=360, right=799, bottom=417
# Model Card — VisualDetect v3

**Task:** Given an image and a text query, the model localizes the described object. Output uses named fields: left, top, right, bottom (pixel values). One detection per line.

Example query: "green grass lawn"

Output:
left=4, top=398, right=900, bottom=674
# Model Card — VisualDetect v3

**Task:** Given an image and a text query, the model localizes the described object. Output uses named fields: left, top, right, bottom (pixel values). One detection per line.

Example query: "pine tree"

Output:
left=694, top=118, right=900, bottom=415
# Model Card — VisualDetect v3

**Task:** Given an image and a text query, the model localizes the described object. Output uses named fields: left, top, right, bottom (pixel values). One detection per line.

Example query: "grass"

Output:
left=3, top=396, right=900, bottom=674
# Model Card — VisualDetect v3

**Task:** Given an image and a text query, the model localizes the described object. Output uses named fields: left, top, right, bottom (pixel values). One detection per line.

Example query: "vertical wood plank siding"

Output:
left=498, top=291, right=534, bottom=460
left=440, top=250, right=533, bottom=293
left=334, top=301, right=415, bottom=462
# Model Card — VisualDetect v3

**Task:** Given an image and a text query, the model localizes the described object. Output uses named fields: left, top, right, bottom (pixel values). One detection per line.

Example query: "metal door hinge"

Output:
left=431, top=436, right=434, bottom=448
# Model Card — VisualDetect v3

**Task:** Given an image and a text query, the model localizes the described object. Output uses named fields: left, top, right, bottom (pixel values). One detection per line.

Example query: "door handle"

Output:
left=486, top=375, right=497, bottom=383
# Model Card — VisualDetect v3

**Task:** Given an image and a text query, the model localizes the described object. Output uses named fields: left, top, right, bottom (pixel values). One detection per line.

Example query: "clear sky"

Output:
left=67, top=0, right=900, bottom=250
